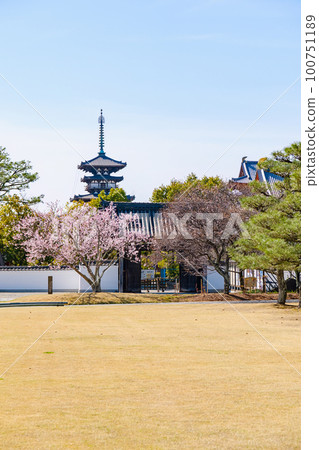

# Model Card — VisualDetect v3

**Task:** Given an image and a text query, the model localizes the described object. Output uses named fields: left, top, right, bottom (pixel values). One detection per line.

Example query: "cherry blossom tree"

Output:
left=16, top=203, right=146, bottom=292
left=152, top=184, right=250, bottom=294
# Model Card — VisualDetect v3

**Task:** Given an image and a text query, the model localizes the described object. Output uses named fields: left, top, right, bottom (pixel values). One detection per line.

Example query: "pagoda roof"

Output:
left=81, top=174, right=124, bottom=183
left=72, top=193, right=97, bottom=201
left=71, top=193, right=137, bottom=203
left=79, top=153, right=126, bottom=173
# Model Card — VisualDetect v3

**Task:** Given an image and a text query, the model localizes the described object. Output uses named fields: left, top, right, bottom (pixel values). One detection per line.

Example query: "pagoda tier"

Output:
left=78, top=154, right=126, bottom=174
left=81, top=174, right=124, bottom=183
left=73, top=192, right=135, bottom=202
left=71, top=110, right=135, bottom=202
left=81, top=174, right=124, bottom=194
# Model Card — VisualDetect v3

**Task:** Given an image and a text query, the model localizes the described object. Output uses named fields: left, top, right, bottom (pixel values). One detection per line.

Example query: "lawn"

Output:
left=1, top=291, right=299, bottom=305
left=0, top=303, right=300, bottom=449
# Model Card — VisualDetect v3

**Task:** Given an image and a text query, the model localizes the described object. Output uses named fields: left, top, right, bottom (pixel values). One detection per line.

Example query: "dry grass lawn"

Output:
left=2, top=291, right=299, bottom=304
left=0, top=303, right=300, bottom=449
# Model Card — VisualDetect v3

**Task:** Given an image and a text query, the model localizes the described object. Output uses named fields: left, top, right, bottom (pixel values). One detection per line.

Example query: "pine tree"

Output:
left=0, top=147, right=40, bottom=203
left=230, top=143, right=301, bottom=305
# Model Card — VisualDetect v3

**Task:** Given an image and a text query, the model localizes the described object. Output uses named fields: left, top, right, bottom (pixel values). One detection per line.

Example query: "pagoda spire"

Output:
left=71, top=110, right=135, bottom=202
left=98, top=109, right=105, bottom=155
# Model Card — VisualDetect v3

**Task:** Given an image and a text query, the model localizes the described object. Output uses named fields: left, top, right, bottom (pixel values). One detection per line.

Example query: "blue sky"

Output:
left=1, top=0, right=300, bottom=205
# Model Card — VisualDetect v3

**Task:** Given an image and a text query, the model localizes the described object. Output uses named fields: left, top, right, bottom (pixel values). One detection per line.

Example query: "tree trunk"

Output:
left=298, top=285, right=301, bottom=308
left=223, top=257, right=230, bottom=294
left=210, top=264, right=230, bottom=294
left=224, top=278, right=230, bottom=294
left=277, top=269, right=287, bottom=305
left=93, top=279, right=101, bottom=293
left=72, top=266, right=101, bottom=293
left=295, top=270, right=301, bottom=308
left=239, top=270, right=245, bottom=292
left=262, top=271, right=266, bottom=293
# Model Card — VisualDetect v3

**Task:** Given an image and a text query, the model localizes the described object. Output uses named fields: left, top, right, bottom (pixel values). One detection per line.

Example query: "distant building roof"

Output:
left=72, top=193, right=136, bottom=203
left=72, top=193, right=97, bottom=201
left=243, top=160, right=258, bottom=180
left=231, top=156, right=283, bottom=195
left=230, top=175, right=249, bottom=184
left=232, top=158, right=258, bottom=183
left=102, top=201, right=166, bottom=238
left=262, top=171, right=283, bottom=184
left=79, top=154, right=126, bottom=174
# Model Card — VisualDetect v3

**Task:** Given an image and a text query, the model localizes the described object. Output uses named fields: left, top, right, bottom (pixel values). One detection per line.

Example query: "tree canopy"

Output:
left=16, top=203, right=146, bottom=292
left=0, top=195, right=35, bottom=265
left=0, top=146, right=40, bottom=203
left=229, top=142, right=301, bottom=304
left=153, top=183, right=248, bottom=293
left=106, top=187, right=130, bottom=202
left=87, top=188, right=130, bottom=208
left=150, top=173, right=222, bottom=202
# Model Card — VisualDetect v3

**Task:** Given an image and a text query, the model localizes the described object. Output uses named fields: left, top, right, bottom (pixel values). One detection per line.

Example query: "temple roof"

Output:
left=103, top=201, right=165, bottom=213
left=231, top=157, right=284, bottom=195
left=72, top=193, right=97, bottom=201
left=103, top=201, right=166, bottom=237
left=230, top=175, right=249, bottom=184
left=232, top=158, right=258, bottom=183
left=258, top=170, right=283, bottom=184
left=81, top=174, right=124, bottom=183
left=79, top=154, right=127, bottom=174
left=71, top=193, right=136, bottom=203
left=242, top=160, right=258, bottom=180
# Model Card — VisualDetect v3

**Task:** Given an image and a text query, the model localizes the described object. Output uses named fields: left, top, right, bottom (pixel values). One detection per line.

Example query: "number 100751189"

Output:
left=305, top=15, right=316, bottom=82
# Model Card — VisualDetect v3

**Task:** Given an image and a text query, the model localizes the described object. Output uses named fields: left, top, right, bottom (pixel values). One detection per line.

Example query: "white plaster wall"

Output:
left=0, top=269, right=78, bottom=292
left=0, top=265, right=118, bottom=292
left=206, top=267, right=224, bottom=292
left=79, top=265, right=118, bottom=292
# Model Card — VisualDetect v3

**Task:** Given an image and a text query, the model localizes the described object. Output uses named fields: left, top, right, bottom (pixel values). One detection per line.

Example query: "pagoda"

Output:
left=72, top=110, right=134, bottom=202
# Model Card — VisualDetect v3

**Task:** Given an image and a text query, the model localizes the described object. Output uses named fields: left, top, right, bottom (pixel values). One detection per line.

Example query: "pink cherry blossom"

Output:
left=15, top=203, right=146, bottom=292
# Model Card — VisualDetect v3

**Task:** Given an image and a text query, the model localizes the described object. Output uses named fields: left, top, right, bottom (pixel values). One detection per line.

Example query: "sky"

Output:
left=1, top=0, right=300, bottom=206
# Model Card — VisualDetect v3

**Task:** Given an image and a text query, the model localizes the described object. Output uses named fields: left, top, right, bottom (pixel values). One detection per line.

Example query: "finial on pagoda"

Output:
left=98, top=109, right=105, bottom=156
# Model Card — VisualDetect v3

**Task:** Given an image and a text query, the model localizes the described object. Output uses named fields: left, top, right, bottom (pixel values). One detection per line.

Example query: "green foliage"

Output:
left=156, top=252, right=180, bottom=279
left=258, top=142, right=301, bottom=179
left=0, top=195, right=35, bottom=265
left=106, top=188, right=129, bottom=202
left=87, top=188, right=129, bottom=208
left=230, top=142, right=301, bottom=272
left=141, top=252, right=155, bottom=270
left=0, top=146, right=40, bottom=203
left=150, top=173, right=222, bottom=202
left=88, top=190, right=108, bottom=208
left=141, top=251, right=179, bottom=279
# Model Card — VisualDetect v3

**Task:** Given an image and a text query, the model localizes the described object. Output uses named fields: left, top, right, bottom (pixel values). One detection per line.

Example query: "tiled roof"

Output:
left=232, top=160, right=258, bottom=183
left=263, top=171, right=283, bottom=184
left=244, top=161, right=258, bottom=180
left=232, top=159, right=283, bottom=194
left=231, top=175, right=250, bottom=183
left=79, top=154, right=126, bottom=173
left=72, top=193, right=97, bottom=201
left=81, top=174, right=124, bottom=183
left=103, top=201, right=167, bottom=238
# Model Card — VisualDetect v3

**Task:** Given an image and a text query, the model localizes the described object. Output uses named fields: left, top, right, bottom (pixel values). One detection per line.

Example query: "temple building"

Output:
left=71, top=116, right=286, bottom=294
left=231, top=156, right=283, bottom=195
left=72, top=110, right=134, bottom=202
